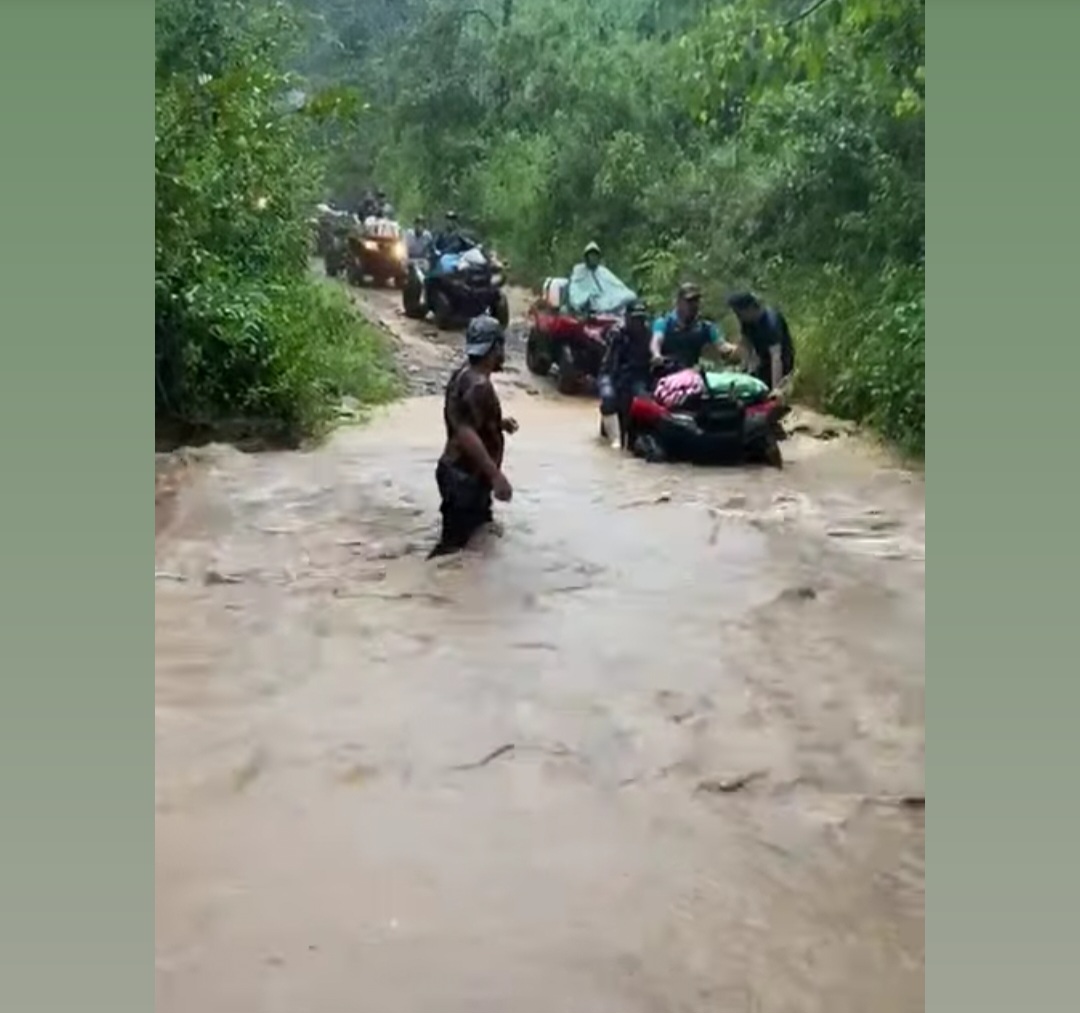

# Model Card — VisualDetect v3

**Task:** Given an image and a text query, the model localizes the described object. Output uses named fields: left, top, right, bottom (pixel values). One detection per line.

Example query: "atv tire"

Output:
left=632, top=433, right=668, bottom=463
left=525, top=328, right=553, bottom=376
left=556, top=344, right=580, bottom=396
left=324, top=251, right=343, bottom=278
left=492, top=292, right=510, bottom=328
left=763, top=441, right=784, bottom=469
left=432, top=289, right=455, bottom=331
left=402, top=277, right=426, bottom=320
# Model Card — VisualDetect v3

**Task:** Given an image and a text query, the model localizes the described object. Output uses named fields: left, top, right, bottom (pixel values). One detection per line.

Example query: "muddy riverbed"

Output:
left=155, top=280, right=924, bottom=1013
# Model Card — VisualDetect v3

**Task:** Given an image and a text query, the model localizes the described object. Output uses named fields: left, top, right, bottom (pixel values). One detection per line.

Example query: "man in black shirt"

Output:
left=433, top=211, right=473, bottom=257
left=726, top=291, right=796, bottom=396
left=428, top=315, right=518, bottom=558
left=597, top=299, right=653, bottom=449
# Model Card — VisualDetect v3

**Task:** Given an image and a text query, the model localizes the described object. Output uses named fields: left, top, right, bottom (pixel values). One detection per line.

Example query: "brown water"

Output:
left=155, top=286, right=924, bottom=1013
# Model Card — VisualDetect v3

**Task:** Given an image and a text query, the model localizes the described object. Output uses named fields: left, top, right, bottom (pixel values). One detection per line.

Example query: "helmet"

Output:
left=464, top=314, right=505, bottom=357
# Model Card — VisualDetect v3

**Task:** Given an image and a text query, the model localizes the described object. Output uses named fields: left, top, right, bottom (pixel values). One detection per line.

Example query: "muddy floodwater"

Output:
left=155, top=285, right=924, bottom=1013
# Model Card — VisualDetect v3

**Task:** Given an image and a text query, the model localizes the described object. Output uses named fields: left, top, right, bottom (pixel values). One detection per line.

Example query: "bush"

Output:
left=783, top=264, right=925, bottom=456
left=155, top=0, right=396, bottom=444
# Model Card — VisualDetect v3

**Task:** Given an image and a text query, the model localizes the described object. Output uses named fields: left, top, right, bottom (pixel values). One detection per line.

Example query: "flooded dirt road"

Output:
left=156, top=282, right=924, bottom=1013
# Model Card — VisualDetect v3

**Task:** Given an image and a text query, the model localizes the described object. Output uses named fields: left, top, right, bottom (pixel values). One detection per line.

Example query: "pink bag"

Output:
left=654, top=369, right=705, bottom=408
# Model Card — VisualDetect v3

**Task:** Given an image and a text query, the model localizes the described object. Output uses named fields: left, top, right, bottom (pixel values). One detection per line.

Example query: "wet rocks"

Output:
left=696, top=770, right=769, bottom=795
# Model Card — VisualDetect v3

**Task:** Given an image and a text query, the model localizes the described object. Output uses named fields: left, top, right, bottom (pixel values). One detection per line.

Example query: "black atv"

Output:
left=403, top=248, right=509, bottom=330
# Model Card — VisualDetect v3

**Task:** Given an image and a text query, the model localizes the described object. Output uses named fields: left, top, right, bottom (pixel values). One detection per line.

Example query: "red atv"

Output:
left=525, top=278, right=622, bottom=395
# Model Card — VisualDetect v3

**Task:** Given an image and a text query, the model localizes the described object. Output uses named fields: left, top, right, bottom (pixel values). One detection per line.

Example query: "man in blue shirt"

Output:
left=649, top=283, right=737, bottom=370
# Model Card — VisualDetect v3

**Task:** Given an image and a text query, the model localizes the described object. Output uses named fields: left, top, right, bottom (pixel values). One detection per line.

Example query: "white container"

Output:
left=542, top=276, right=567, bottom=308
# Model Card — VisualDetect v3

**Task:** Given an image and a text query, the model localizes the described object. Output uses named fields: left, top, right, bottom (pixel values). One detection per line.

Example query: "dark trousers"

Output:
left=428, top=459, right=494, bottom=558
left=598, top=374, right=648, bottom=447
left=751, top=362, right=794, bottom=391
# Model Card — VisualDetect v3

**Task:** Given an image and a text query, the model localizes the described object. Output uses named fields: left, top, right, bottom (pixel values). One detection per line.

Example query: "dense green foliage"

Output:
left=299, top=0, right=924, bottom=452
left=155, top=0, right=396, bottom=443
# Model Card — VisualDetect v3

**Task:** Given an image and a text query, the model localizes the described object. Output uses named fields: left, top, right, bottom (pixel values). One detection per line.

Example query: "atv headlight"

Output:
left=490, top=272, right=503, bottom=285
left=362, top=239, right=378, bottom=251
left=393, top=241, right=407, bottom=261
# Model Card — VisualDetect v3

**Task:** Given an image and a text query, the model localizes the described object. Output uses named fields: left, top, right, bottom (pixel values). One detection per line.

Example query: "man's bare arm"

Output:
left=769, top=345, right=784, bottom=391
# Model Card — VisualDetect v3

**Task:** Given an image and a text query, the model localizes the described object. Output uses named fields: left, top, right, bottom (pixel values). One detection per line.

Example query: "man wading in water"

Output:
left=429, top=315, right=519, bottom=558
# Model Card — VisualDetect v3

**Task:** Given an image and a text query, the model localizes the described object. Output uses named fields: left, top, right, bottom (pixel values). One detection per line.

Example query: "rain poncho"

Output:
left=566, top=263, right=636, bottom=315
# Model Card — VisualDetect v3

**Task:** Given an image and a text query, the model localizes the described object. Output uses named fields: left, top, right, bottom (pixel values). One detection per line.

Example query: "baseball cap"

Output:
left=584, top=241, right=601, bottom=256
left=677, top=282, right=702, bottom=301
left=464, top=314, right=505, bottom=357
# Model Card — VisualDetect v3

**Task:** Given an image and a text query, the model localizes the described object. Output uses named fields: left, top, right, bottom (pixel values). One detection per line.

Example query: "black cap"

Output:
left=626, top=298, right=649, bottom=318
left=677, top=282, right=701, bottom=301
left=726, top=291, right=759, bottom=312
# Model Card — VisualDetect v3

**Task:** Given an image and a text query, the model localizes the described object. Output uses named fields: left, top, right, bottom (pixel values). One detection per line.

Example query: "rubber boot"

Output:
left=601, top=413, right=622, bottom=449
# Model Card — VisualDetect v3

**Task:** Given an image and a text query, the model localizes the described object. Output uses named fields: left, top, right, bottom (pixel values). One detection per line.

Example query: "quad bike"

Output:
left=525, top=278, right=626, bottom=395
left=314, top=207, right=354, bottom=279
left=344, top=218, right=409, bottom=288
left=625, top=359, right=786, bottom=468
left=402, top=248, right=509, bottom=330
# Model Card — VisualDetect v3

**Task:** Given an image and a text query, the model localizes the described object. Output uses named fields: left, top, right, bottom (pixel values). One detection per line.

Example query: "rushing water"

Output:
left=156, top=294, right=924, bottom=1013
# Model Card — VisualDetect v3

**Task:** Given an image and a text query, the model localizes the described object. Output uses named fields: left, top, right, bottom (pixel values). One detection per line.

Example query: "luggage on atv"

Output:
left=402, top=248, right=508, bottom=330
left=626, top=363, right=785, bottom=468
left=525, top=275, right=629, bottom=395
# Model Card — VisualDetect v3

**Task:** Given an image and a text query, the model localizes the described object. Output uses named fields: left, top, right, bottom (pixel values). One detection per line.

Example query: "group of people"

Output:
left=356, top=189, right=395, bottom=221
left=572, top=242, right=795, bottom=449
left=429, top=242, right=796, bottom=557
left=403, top=211, right=474, bottom=264
left=352, top=188, right=478, bottom=259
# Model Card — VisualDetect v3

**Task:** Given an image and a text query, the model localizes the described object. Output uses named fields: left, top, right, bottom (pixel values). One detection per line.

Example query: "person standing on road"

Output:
left=726, top=291, right=796, bottom=398
left=429, top=315, right=519, bottom=559
left=405, top=215, right=433, bottom=262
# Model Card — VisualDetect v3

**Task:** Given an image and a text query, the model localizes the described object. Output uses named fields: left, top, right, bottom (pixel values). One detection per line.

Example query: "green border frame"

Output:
left=2, top=1, right=1078, bottom=1010
left=0, top=3, right=151, bottom=1010
left=928, top=1, right=1080, bottom=1011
